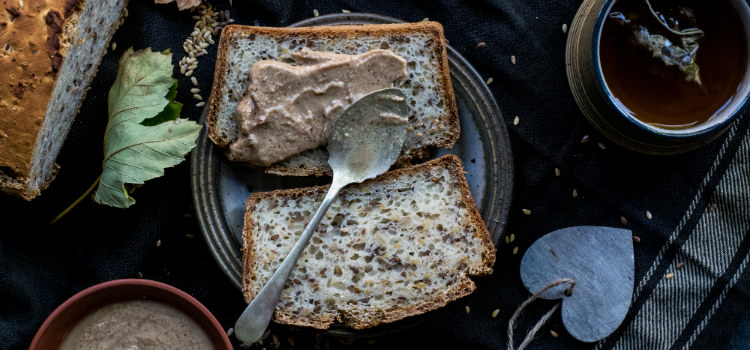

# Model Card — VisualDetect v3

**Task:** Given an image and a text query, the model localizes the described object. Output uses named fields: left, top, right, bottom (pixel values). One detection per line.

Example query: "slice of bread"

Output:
left=207, top=22, right=459, bottom=176
left=241, top=155, right=495, bottom=329
left=0, top=0, right=129, bottom=200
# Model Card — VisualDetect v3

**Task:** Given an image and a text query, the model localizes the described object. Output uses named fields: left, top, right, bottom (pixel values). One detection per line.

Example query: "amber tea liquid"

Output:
left=600, top=0, right=748, bottom=129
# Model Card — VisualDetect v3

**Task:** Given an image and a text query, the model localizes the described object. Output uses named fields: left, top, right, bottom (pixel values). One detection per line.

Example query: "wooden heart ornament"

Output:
left=519, top=226, right=634, bottom=342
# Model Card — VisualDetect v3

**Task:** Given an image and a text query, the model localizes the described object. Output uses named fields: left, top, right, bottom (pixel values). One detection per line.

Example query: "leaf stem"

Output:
left=49, top=175, right=102, bottom=225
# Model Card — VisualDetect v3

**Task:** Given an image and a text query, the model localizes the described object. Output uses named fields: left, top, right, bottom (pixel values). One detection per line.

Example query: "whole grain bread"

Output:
left=241, top=155, right=495, bottom=329
left=207, top=22, right=459, bottom=176
left=0, top=0, right=128, bottom=200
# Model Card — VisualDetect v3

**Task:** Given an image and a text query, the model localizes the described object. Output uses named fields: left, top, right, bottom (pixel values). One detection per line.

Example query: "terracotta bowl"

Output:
left=29, top=279, right=232, bottom=350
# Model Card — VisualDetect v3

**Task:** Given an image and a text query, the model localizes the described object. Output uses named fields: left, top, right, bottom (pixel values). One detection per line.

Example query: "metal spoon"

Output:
left=234, top=88, right=409, bottom=344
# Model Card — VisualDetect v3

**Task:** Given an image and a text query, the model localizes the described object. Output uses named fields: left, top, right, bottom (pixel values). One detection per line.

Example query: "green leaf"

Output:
left=94, top=48, right=201, bottom=208
left=142, top=79, right=182, bottom=126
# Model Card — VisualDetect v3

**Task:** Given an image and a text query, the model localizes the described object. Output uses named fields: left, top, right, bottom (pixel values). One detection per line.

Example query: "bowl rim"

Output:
left=29, top=279, right=232, bottom=350
left=591, top=0, right=750, bottom=139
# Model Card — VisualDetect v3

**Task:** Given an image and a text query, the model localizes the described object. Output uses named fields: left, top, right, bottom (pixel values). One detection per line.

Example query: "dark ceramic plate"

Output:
left=190, top=13, right=513, bottom=338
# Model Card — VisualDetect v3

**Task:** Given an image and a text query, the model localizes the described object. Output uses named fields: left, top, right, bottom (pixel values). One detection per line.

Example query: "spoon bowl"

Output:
left=234, top=88, right=409, bottom=344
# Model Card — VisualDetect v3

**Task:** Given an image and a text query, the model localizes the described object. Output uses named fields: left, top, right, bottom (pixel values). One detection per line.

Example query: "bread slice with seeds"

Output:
left=206, top=22, right=459, bottom=176
left=0, top=0, right=128, bottom=200
left=241, top=155, right=494, bottom=329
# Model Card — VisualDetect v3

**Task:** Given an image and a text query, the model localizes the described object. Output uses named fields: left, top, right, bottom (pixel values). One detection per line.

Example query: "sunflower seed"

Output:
left=646, top=210, right=653, bottom=220
left=510, top=233, right=515, bottom=243
left=551, top=330, right=559, bottom=337
left=313, top=9, right=319, bottom=17
left=486, top=77, right=494, bottom=85
left=555, top=168, right=560, bottom=177
left=492, top=309, right=500, bottom=318
left=676, top=262, right=685, bottom=270
left=156, top=239, right=161, bottom=247
left=196, top=101, right=206, bottom=107
left=522, top=209, right=531, bottom=215
left=620, top=216, right=628, bottom=225
left=476, top=42, right=486, bottom=49
left=665, top=272, right=674, bottom=279
left=632, top=235, right=641, bottom=243
left=465, top=306, right=470, bottom=314
left=513, top=116, right=520, bottom=125
left=111, top=42, right=116, bottom=51
left=573, top=189, right=578, bottom=198
left=193, top=94, right=203, bottom=100
left=342, top=9, right=351, bottom=13
left=190, top=88, right=200, bottom=94
left=191, top=76, right=198, bottom=86
left=185, top=69, right=193, bottom=77
left=598, top=142, right=607, bottom=150
left=513, top=246, right=519, bottom=254
left=581, top=134, right=590, bottom=143
left=562, top=23, right=568, bottom=33
left=510, top=55, right=516, bottom=64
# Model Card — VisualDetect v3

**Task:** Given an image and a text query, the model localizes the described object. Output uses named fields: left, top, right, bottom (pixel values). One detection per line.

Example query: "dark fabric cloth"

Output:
left=1, top=1, right=749, bottom=349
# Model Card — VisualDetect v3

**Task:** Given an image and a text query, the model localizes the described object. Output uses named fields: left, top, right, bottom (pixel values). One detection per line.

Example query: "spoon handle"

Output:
left=235, top=179, right=346, bottom=344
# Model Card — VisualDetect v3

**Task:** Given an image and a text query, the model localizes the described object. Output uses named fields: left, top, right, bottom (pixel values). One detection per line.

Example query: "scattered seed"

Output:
left=573, top=189, right=578, bottom=198
left=510, top=55, right=516, bottom=64
left=227, top=328, right=234, bottom=336
left=180, top=65, right=186, bottom=74
left=465, top=306, right=471, bottom=314
left=193, top=94, right=203, bottom=100
left=510, top=233, right=515, bottom=243
left=288, top=337, right=295, bottom=346
left=504, top=236, right=509, bottom=244
left=342, top=9, right=351, bottom=13
left=136, top=271, right=143, bottom=278
left=666, top=272, right=674, bottom=279
left=186, top=69, right=194, bottom=76
left=708, top=203, right=718, bottom=212
left=646, top=210, right=653, bottom=220
left=196, top=101, right=206, bottom=107
left=190, top=88, right=201, bottom=94
left=562, top=23, right=568, bottom=33
left=551, top=330, right=559, bottom=337
left=492, top=309, right=500, bottom=318
left=555, top=168, right=561, bottom=177
left=676, top=262, right=685, bottom=270
left=111, top=42, right=116, bottom=51
left=185, top=233, right=195, bottom=238
left=423, top=17, right=429, bottom=21
left=156, top=239, right=161, bottom=247
left=191, top=76, right=198, bottom=86
left=513, top=246, right=519, bottom=254
left=476, top=42, right=486, bottom=49
left=620, top=216, right=628, bottom=225
left=522, top=209, right=531, bottom=215
left=598, top=142, right=607, bottom=150
left=581, top=135, right=590, bottom=143
left=486, top=77, right=494, bottom=85
left=513, top=116, right=520, bottom=125
left=632, top=235, right=641, bottom=243
left=228, top=18, right=235, bottom=23
left=313, top=9, right=319, bottom=17
left=272, top=335, right=279, bottom=345
left=368, top=339, right=377, bottom=345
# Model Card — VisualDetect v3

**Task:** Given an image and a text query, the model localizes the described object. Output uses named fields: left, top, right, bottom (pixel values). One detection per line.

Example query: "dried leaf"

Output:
left=94, top=48, right=201, bottom=208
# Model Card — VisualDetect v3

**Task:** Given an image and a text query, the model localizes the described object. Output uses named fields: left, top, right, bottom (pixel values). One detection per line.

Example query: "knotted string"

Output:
left=507, top=278, right=576, bottom=350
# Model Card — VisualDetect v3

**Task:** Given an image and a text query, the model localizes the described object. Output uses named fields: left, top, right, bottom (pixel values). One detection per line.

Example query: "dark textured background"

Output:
left=1, top=0, right=748, bottom=349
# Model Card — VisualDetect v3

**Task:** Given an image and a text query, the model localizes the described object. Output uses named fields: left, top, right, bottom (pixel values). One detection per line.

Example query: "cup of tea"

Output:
left=566, top=0, right=750, bottom=154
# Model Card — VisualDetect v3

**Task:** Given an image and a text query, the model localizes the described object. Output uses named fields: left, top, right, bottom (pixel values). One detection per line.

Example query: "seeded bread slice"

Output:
left=207, top=22, right=459, bottom=176
left=0, top=0, right=128, bottom=200
left=241, top=155, right=494, bottom=329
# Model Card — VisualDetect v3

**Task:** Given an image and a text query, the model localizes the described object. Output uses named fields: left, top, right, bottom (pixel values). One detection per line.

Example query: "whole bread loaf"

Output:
left=207, top=22, right=459, bottom=176
left=241, top=155, right=495, bottom=329
left=0, top=0, right=128, bottom=200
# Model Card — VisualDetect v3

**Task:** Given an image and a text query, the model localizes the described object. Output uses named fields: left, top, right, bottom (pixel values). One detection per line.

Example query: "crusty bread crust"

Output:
left=241, top=155, right=494, bottom=329
left=207, top=22, right=459, bottom=176
left=0, top=0, right=128, bottom=200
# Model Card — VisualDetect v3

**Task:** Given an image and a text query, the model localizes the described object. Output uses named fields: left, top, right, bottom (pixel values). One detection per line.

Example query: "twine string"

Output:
left=507, top=278, right=576, bottom=350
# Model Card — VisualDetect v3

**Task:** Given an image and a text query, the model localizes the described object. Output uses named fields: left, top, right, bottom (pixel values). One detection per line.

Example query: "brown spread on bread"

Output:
left=0, top=0, right=81, bottom=177
left=229, top=48, right=407, bottom=167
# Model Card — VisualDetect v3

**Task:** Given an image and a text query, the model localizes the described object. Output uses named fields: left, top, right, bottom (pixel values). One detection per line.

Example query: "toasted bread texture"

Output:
left=241, top=155, right=494, bottom=329
left=0, top=0, right=128, bottom=200
left=207, top=22, right=459, bottom=176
